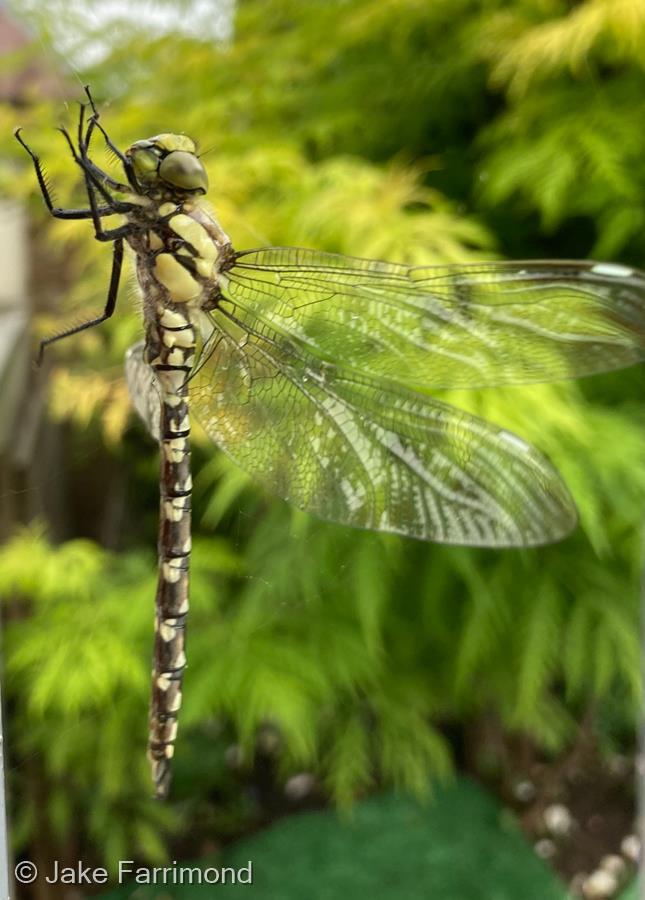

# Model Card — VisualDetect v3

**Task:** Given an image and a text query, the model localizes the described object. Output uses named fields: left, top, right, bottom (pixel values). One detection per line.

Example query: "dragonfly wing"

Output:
left=125, top=341, right=161, bottom=440
left=221, top=250, right=645, bottom=389
left=189, top=311, right=577, bottom=547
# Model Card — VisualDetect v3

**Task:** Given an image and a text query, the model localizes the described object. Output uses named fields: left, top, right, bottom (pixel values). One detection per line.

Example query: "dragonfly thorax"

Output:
left=127, top=198, right=232, bottom=307
left=126, top=133, right=208, bottom=197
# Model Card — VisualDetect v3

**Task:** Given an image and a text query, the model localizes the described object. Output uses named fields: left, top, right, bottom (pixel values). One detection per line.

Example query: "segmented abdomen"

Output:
left=132, top=196, right=229, bottom=798
left=147, top=309, right=195, bottom=799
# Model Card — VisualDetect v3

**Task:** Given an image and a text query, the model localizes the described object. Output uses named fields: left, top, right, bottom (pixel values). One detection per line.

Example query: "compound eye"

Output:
left=131, top=148, right=160, bottom=182
left=158, top=151, right=208, bottom=193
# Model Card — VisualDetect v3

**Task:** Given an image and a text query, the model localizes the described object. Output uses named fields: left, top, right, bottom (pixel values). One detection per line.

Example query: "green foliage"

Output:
left=0, top=530, right=177, bottom=861
left=2, top=0, right=644, bottom=877
left=476, top=0, right=645, bottom=258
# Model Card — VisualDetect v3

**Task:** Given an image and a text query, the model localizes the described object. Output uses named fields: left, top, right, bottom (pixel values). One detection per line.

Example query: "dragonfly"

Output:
left=15, top=88, right=645, bottom=798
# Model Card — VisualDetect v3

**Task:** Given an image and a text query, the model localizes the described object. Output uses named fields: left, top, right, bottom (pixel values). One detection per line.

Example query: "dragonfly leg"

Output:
left=56, top=126, right=134, bottom=243
left=75, top=99, right=133, bottom=195
left=36, top=237, right=124, bottom=365
left=82, top=85, right=139, bottom=191
left=14, top=128, right=120, bottom=221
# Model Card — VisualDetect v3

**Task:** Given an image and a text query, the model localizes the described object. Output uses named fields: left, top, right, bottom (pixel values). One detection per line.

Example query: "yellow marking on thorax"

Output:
left=169, top=213, right=218, bottom=279
left=195, top=259, right=215, bottom=278
left=169, top=214, right=218, bottom=261
left=148, top=231, right=164, bottom=250
left=158, top=202, right=177, bottom=217
left=123, top=193, right=151, bottom=207
left=154, top=253, right=201, bottom=302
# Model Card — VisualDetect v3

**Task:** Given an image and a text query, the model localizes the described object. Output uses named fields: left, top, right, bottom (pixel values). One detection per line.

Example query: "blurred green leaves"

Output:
left=476, top=0, right=645, bottom=257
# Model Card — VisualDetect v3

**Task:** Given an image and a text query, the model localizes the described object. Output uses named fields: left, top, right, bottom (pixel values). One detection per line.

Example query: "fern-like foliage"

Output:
left=475, top=1, right=645, bottom=257
left=0, top=531, right=177, bottom=862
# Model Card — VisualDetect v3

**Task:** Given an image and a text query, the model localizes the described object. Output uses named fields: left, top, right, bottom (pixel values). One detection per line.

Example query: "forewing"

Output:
left=189, top=311, right=577, bottom=547
left=125, top=341, right=161, bottom=440
left=221, top=250, right=645, bottom=389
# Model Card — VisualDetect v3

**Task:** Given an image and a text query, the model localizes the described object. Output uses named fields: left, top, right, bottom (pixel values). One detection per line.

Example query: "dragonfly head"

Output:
left=126, top=133, right=209, bottom=196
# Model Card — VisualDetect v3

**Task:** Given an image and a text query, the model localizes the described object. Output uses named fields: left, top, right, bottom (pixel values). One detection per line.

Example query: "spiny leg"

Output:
left=73, top=101, right=120, bottom=237
left=75, top=99, right=133, bottom=195
left=36, top=237, right=124, bottom=365
left=83, top=85, right=139, bottom=191
left=73, top=102, right=125, bottom=244
left=14, top=128, right=119, bottom=221
left=73, top=102, right=136, bottom=240
left=56, top=126, right=133, bottom=242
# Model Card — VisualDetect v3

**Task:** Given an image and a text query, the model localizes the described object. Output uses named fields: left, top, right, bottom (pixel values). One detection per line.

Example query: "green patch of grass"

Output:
left=618, top=878, right=641, bottom=900
left=103, top=779, right=567, bottom=899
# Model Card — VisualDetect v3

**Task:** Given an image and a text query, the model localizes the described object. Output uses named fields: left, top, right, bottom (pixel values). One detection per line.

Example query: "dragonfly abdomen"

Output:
left=131, top=198, right=231, bottom=797
left=146, top=307, right=195, bottom=799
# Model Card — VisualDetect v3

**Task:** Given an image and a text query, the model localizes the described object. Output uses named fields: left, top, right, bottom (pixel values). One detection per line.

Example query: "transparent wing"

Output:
left=221, top=250, right=645, bottom=389
left=125, top=341, right=161, bottom=440
left=188, top=310, right=577, bottom=547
